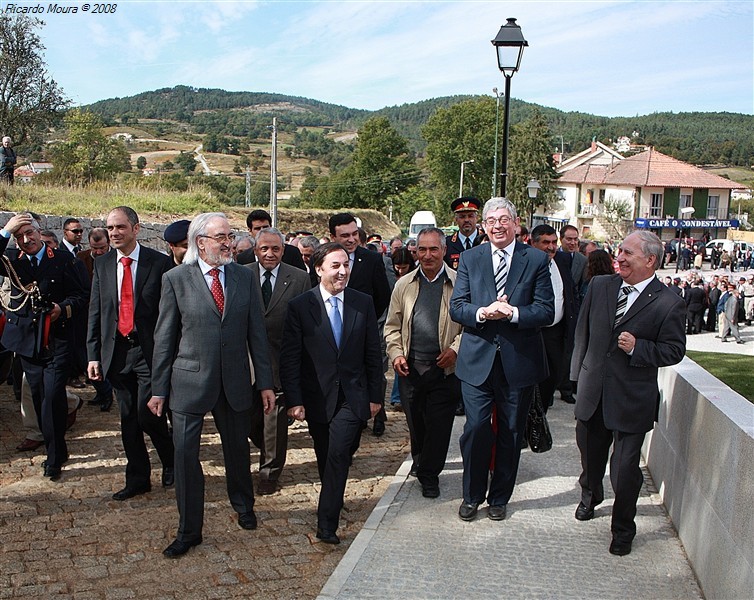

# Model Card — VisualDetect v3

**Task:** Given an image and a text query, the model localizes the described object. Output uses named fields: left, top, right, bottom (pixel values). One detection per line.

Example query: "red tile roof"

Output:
left=557, top=148, right=745, bottom=190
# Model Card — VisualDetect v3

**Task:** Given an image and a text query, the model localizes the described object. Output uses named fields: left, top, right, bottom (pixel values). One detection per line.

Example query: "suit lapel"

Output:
left=310, top=290, right=339, bottom=353
left=267, top=266, right=289, bottom=314
left=504, top=242, right=529, bottom=296
left=190, top=263, right=222, bottom=318
left=605, top=274, right=623, bottom=327
left=134, top=248, right=152, bottom=309
left=223, top=264, right=238, bottom=320
left=479, top=246, right=496, bottom=300
left=340, top=290, right=357, bottom=355
left=620, top=276, right=661, bottom=326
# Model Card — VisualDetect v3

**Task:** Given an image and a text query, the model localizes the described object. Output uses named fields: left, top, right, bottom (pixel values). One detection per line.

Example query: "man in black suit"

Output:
left=87, top=206, right=175, bottom=500
left=450, top=197, right=554, bottom=522
left=571, top=230, right=686, bottom=556
left=248, top=227, right=312, bottom=495
left=529, top=224, right=578, bottom=413
left=685, top=280, right=707, bottom=335
left=280, top=242, right=383, bottom=544
left=235, top=209, right=306, bottom=271
left=328, top=213, right=390, bottom=437
left=0, top=212, right=89, bottom=480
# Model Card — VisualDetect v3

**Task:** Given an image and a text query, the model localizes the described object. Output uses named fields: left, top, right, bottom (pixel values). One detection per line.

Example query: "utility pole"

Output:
left=244, top=166, right=251, bottom=208
left=269, top=117, right=278, bottom=227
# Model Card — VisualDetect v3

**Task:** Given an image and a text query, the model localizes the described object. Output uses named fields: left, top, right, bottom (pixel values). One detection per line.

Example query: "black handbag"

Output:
left=525, top=385, right=552, bottom=453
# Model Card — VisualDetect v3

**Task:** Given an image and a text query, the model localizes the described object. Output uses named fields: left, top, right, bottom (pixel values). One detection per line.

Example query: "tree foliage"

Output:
left=507, top=109, right=559, bottom=225
left=422, top=98, right=497, bottom=207
left=48, top=109, right=130, bottom=184
left=174, top=151, right=198, bottom=175
left=0, top=15, right=68, bottom=146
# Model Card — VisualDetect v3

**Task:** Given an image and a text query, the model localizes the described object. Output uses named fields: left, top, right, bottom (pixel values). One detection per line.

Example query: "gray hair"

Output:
left=40, top=229, right=58, bottom=243
left=416, top=227, right=447, bottom=249
left=184, top=212, right=227, bottom=265
left=298, top=235, right=320, bottom=250
left=232, top=232, right=253, bottom=251
left=255, top=226, right=285, bottom=246
left=629, top=230, right=664, bottom=271
left=482, top=197, right=518, bottom=221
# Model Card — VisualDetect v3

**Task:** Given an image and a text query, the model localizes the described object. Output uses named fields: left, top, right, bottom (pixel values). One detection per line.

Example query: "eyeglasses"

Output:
left=483, top=216, right=513, bottom=227
left=200, top=233, right=236, bottom=243
left=66, top=228, right=84, bottom=234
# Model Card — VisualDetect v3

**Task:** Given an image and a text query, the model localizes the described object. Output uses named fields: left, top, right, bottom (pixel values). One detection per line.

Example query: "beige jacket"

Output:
left=385, top=266, right=462, bottom=376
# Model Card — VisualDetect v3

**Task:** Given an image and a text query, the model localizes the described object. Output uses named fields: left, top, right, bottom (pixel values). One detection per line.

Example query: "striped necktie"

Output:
left=494, top=249, right=508, bottom=298
left=614, top=285, right=635, bottom=327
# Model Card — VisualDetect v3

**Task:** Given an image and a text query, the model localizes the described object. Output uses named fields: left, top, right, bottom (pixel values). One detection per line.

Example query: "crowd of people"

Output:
left=2, top=194, right=725, bottom=560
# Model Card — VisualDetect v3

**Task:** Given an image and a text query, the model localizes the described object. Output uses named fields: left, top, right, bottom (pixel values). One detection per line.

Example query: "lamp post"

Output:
left=526, top=178, right=540, bottom=227
left=492, top=87, right=501, bottom=196
left=492, top=17, right=528, bottom=197
left=459, top=159, right=474, bottom=197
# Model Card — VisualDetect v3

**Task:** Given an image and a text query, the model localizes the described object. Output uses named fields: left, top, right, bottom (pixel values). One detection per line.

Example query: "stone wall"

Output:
left=0, top=211, right=171, bottom=254
left=644, top=358, right=754, bottom=600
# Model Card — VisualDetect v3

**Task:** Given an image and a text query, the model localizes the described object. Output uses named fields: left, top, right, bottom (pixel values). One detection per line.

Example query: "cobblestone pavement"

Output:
left=0, top=378, right=409, bottom=599
left=320, top=399, right=703, bottom=600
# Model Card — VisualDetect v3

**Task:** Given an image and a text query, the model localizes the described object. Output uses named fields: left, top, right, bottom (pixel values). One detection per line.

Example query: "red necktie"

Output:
left=118, top=256, right=134, bottom=336
left=209, top=268, right=224, bottom=314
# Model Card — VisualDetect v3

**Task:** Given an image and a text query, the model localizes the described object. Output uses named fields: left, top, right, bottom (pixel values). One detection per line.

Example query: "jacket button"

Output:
left=606, top=352, right=611, bottom=358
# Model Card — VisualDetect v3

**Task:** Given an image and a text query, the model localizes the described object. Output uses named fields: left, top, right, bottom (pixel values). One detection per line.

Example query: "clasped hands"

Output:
left=480, top=294, right=514, bottom=321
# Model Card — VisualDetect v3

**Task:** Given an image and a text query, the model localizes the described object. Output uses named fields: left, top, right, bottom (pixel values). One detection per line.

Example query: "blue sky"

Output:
left=36, top=0, right=753, bottom=117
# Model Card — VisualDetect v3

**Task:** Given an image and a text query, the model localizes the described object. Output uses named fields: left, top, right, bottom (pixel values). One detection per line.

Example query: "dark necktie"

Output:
left=614, top=285, right=635, bottom=327
left=494, top=249, right=508, bottom=298
left=262, top=270, right=273, bottom=309
left=209, top=268, right=224, bottom=314
left=29, top=255, right=38, bottom=272
left=328, top=297, right=342, bottom=348
left=465, top=238, right=472, bottom=250
left=118, top=257, right=134, bottom=336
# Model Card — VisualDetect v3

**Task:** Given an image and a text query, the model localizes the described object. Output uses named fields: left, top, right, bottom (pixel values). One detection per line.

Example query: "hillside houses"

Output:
left=554, top=143, right=746, bottom=241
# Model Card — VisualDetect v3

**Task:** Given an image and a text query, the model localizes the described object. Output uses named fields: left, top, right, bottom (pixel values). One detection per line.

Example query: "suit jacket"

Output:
left=87, top=246, right=172, bottom=377
left=0, top=238, right=88, bottom=358
left=570, top=274, right=686, bottom=433
left=237, top=244, right=307, bottom=271
left=348, top=246, right=391, bottom=318
left=551, top=251, right=578, bottom=348
left=685, top=286, right=706, bottom=312
left=151, top=261, right=273, bottom=413
left=280, top=287, right=383, bottom=424
left=444, top=229, right=481, bottom=270
left=450, top=241, right=554, bottom=388
left=248, top=261, right=312, bottom=388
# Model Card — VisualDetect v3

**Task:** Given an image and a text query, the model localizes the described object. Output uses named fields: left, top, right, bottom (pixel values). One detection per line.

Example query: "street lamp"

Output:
left=492, top=17, right=528, bottom=197
left=459, top=159, right=474, bottom=197
left=492, top=88, right=501, bottom=196
left=526, top=178, right=540, bottom=226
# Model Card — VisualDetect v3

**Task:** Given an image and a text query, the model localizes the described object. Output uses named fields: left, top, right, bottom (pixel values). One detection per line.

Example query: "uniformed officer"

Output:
left=444, top=197, right=482, bottom=270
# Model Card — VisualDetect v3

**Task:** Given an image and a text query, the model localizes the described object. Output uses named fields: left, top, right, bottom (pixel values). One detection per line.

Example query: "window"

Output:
left=650, top=193, right=663, bottom=218
left=707, top=195, right=719, bottom=219
left=680, top=194, right=692, bottom=210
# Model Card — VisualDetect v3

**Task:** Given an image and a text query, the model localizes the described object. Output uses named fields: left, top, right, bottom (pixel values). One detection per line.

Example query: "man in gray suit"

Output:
left=248, top=227, right=312, bottom=495
left=571, top=230, right=685, bottom=556
left=148, top=213, right=275, bottom=558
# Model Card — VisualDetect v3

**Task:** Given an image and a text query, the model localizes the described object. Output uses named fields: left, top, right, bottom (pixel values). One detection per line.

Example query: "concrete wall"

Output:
left=644, top=357, right=754, bottom=600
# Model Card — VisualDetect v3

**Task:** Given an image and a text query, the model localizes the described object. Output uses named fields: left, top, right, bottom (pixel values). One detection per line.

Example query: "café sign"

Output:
left=634, top=218, right=740, bottom=229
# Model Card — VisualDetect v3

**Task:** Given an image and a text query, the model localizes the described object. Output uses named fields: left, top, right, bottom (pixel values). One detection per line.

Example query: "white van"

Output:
left=408, top=211, right=437, bottom=239
left=705, top=238, right=754, bottom=256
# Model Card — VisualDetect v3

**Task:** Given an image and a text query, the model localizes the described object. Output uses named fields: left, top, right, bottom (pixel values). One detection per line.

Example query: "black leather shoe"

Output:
left=409, top=463, right=418, bottom=477
left=458, top=502, right=479, bottom=521
left=112, top=484, right=151, bottom=501
left=316, top=528, right=340, bottom=544
left=99, top=395, right=113, bottom=412
left=238, top=511, right=258, bottom=530
left=560, top=394, right=576, bottom=404
left=421, top=485, right=440, bottom=498
left=609, top=539, right=632, bottom=556
left=454, top=401, right=465, bottom=416
left=163, top=537, right=202, bottom=558
left=44, top=465, right=61, bottom=480
left=372, top=419, right=385, bottom=437
left=162, top=467, right=174, bottom=488
left=487, top=504, right=506, bottom=521
left=574, top=502, right=595, bottom=521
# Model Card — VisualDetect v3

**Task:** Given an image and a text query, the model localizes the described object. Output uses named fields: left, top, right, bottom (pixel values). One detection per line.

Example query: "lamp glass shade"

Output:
left=492, top=18, right=528, bottom=74
left=526, top=179, right=541, bottom=199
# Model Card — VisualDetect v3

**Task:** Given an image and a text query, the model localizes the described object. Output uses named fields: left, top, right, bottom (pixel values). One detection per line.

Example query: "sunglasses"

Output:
left=66, top=228, right=84, bottom=234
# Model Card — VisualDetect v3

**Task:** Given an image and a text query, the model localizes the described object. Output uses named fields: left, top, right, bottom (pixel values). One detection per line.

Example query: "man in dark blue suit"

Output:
left=450, top=197, right=554, bottom=522
left=280, top=242, right=383, bottom=544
